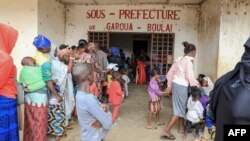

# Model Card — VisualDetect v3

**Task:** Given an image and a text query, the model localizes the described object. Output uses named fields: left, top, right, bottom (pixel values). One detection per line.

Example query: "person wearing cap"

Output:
left=24, top=35, right=62, bottom=141
left=209, top=37, right=250, bottom=141
left=106, top=63, right=119, bottom=88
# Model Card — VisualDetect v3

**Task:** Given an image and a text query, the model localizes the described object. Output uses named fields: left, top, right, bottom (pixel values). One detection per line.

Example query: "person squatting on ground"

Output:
left=146, top=69, right=167, bottom=129
left=73, top=63, right=112, bottom=141
left=183, top=86, right=204, bottom=139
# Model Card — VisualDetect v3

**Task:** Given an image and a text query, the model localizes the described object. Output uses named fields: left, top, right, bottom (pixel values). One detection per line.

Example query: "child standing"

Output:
left=146, top=69, right=166, bottom=129
left=106, top=63, right=118, bottom=88
left=73, top=63, right=112, bottom=141
left=121, top=68, right=130, bottom=97
left=183, top=87, right=204, bottom=138
left=107, top=71, right=124, bottom=124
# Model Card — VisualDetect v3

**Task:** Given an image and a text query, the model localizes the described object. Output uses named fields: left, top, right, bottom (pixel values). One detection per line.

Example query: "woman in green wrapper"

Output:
left=20, top=35, right=63, bottom=141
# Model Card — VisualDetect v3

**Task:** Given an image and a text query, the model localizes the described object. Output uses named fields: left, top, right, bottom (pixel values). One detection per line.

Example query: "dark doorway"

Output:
left=133, top=40, right=148, bottom=56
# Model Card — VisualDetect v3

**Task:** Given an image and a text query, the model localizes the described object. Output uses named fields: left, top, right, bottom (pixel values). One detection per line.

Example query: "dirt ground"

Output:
left=46, top=84, right=196, bottom=141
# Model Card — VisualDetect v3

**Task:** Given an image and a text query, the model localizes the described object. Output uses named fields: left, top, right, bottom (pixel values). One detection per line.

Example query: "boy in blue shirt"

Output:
left=73, top=63, right=112, bottom=141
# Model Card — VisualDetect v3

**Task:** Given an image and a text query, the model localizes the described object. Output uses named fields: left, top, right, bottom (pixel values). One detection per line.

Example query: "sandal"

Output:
left=145, top=125, right=157, bottom=129
left=160, top=134, right=176, bottom=140
left=161, top=132, right=176, bottom=140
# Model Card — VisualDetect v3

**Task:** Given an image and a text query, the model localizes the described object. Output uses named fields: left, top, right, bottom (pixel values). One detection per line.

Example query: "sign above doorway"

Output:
left=84, top=7, right=181, bottom=32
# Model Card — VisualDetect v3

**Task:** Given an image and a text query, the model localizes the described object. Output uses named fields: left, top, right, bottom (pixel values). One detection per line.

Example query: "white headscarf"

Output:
left=202, top=76, right=214, bottom=96
left=204, top=76, right=214, bottom=87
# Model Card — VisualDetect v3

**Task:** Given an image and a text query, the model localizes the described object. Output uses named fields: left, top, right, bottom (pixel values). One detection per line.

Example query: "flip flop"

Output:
left=145, top=125, right=157, bottom=129
left=160, top=134, right=176, bottom=140
left=157, top=122, right=165, bottom=126
left=66, top=125, right=73, bottom=130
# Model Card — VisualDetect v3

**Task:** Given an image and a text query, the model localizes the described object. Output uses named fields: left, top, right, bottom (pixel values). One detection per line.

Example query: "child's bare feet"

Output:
left=157, top=121, right=165, bottom=126
left=183, top=131, right=188, bottom=139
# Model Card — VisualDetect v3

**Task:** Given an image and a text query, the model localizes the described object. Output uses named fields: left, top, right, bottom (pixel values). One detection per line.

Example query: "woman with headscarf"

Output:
left=0, top=23, right=19, bottom=141
left=209, top=37, right=250, bottom=141
left=23, top=35, right=62, bottom=141
left=161, top=42, right=200, bottom=140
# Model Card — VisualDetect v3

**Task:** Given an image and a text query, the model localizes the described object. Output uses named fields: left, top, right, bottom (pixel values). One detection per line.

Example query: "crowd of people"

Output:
left=1, top=23, right=250, bottom=141
left=0, top=23, right=133, bottom=141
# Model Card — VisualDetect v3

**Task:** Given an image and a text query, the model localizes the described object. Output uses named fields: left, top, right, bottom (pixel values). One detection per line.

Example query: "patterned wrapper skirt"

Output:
left=148, top=97, right=162, bottom=113
left=23, top=91, right=48, bottom=141
left=23, top=104, right=48, bottom=141
left=0, top=95, right=19, bottom=141
left=47, top=104, right=65, bottom=136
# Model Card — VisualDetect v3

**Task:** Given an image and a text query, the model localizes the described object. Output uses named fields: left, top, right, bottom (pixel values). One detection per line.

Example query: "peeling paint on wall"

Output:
left=198, top=0, right=221, bottom=81
left=218, top=0, right=250, bottom=77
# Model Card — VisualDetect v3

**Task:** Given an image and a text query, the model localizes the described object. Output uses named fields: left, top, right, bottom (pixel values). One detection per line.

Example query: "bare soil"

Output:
left=47, top=84, right=196, bottom=141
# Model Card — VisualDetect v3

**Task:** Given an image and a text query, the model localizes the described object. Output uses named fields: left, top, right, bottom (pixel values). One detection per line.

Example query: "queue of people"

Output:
left=0, top=23, right=131, bottom=141
left=1, top=23, right=250, bottom=141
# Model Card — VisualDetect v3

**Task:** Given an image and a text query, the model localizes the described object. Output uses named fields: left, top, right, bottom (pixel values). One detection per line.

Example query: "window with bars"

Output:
left=151, top=33, right=174, bottom=75
left=88, top=32, right=110, bottom=51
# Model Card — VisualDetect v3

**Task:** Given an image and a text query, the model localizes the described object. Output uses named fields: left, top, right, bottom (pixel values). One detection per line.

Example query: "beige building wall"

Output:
left=38, top=0, right=66, bottom=46
left=65, top=4, right=200, bottom=65
left=199, top=0, right=250, bottom=80
left=217, top=0, right=250, bottom=77
left=1, top=0, right=248, bottom=81
left=0, top=0, right=38, bottom=75
left=0, top=0, right=66, bottom=76
left=198, top=0, right=222, bottom=81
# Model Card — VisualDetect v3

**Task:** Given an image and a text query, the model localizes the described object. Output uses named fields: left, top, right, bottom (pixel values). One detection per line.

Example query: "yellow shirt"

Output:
left=107, top=74, right=112, bottom=88
left=33, top=51, right=50, bottom=66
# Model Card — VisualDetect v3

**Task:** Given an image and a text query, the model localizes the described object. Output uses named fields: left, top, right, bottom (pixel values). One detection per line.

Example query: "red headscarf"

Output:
left=0, top=23, right=18, bottom=54
left=0, top=23, right=18, bottom=98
